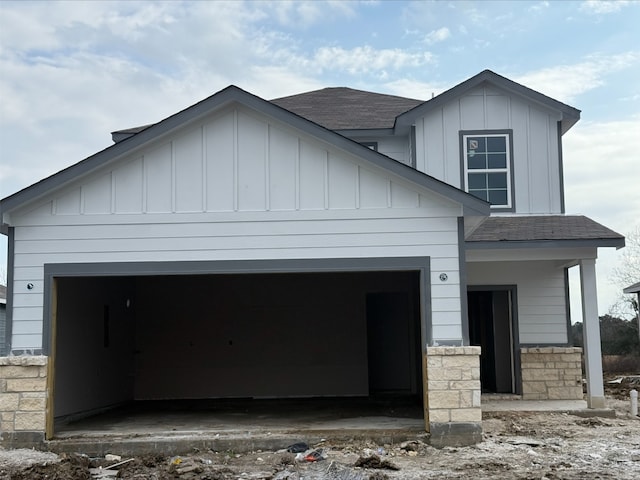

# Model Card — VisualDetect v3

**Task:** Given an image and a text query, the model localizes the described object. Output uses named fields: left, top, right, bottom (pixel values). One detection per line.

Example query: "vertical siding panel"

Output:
left=201, top=125, right=207, bottom=212
left=423, top=110, right=444, bottom=181
left=328, top=153, right=357, bottom=209
left=485, top=95, right=509, bottom=130
left=205, top=114, right=234, bottom=212
left=83, top=174, right=112, bottom=214
left=265, top=124, right=271, bottom=211
left=268, top=127, right=297, bottom=211
left=237, top=112, right=266, bottom=211
left=414, top=118, right=426, bottom=173
left=510, top=101, right=529, bottom=213
left=460, top=95, right=484, bottom=130
left=55, top=188, right=81, bottom=215
left=528, top=107, right=551, bottom=213
left=145, top=143, right=172, bottom=213
left=114, top=157, right=143, bottom=213
left=443, top=102, right=462, bottom=188
left=298, top=140, right=325, bottom=210
left=358, top=167, right=388, bottom=209
left=174, top=129, right=204, bottom=212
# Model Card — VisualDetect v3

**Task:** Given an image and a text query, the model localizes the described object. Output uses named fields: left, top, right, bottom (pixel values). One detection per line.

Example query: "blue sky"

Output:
left=0, top=0, right=638, bottom=318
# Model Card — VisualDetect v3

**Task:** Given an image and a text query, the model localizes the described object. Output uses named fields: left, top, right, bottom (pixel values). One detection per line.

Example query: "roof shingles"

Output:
left=467, top=215, right=624, bottom=245
left=270, top=87, right=424, bottom=130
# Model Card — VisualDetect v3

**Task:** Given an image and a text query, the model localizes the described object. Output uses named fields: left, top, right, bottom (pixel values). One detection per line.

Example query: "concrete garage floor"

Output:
left=48, top=396, right=608, bottom=456
left=49, top=397, right=427, bottom=456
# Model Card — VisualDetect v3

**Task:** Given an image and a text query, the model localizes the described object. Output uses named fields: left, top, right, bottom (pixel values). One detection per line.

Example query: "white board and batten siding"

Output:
left=9, top=104, right=465, bottom=350
left=467, top=260, right=568, bottom=344
left=414, top=85, right=563, bottom=215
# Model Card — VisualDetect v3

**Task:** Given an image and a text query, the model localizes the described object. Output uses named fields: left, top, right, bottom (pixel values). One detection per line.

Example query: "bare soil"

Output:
left=1, top=380, right=638, bottom=480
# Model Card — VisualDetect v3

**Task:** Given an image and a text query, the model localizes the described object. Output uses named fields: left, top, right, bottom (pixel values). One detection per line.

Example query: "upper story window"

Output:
left=461, top=131, right=513, bottom=210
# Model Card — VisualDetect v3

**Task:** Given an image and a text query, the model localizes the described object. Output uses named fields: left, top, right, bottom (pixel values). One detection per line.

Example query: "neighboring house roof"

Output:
left=0, top=284, right=6, bottom=305
left=0, top=85, right=490, bottom=222
left=466, top=215, right=625, bottom=249
left=396, top=70, right=581, bottom=135
left=624, top=282, right=640, bottom=294
left=271, top=87, right=424, bottom=131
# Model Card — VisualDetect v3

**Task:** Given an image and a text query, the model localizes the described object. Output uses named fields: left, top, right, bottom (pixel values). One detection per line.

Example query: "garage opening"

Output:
left=51, top=269, right=424, bottom=437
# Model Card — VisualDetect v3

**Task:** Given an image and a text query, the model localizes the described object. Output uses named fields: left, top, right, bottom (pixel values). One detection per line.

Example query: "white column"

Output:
left=579, top=258, right=605, bottom=408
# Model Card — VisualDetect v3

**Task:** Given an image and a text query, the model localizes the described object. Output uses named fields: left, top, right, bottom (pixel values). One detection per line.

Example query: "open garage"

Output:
left=49, top=262, right=426, bottom=436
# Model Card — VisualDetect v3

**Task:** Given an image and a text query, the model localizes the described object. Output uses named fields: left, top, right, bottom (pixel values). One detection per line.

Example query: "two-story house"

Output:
left=0, top=70, right=624, bottom=448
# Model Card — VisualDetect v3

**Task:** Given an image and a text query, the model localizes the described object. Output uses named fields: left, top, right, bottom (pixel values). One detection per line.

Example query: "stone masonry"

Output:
left=520, top=347, right=583, bottom=400
left=0, top=355, right=47, bottom=446
left=424, top=346, right=482, bottom=447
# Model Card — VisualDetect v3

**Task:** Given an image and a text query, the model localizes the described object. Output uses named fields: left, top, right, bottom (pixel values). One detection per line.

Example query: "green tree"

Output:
left=572, top=315, right=640, bottom=355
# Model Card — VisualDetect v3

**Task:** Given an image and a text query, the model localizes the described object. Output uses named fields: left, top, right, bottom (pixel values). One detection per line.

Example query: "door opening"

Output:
left=468, top=288, right=518, bottom=394
left=366, top=290, right=421, bottom=396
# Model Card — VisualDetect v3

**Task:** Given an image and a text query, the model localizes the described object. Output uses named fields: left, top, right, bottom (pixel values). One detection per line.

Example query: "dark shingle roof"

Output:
left=271, top=87, right=424, bottom=130
left=467, top=215, right=624, bottom=247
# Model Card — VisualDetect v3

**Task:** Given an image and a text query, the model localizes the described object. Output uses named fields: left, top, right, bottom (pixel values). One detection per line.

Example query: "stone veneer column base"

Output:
left=520, top=347, right=583, bottom=400
left=0, top=356, right=48, bottom=448
left=424, top=346, right=482, bottom=447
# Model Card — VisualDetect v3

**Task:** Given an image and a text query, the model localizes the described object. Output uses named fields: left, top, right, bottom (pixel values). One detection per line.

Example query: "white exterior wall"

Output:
left=414, top=85, right=563, bottom=214
left=466, top=260, right=568, bottom=344
left=8, top=105, right=465, bottom=350
left=376, top=136, right=412, bottom=165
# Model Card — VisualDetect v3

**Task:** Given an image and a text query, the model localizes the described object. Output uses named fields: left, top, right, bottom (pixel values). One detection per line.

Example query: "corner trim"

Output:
left=3, top=227, right=14, bottom=355
left=458, top=217, right=469, bottom=346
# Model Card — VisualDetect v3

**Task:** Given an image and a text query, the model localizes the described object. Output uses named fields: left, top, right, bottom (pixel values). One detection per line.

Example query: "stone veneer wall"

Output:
left=424, top=346, right=482, bottom=447
left=0, top=356, right=47, bottom=446
left=520, top=347, right=583, bottom=400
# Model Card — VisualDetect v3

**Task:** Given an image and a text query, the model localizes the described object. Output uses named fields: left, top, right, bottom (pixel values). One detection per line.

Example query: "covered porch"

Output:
left=464, top=215, right=625, bottom=409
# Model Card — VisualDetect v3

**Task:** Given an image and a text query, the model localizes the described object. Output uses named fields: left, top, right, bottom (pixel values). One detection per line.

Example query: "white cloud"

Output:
left=563, top=118, right=640, bottom=236
left=529, top=1, right=550, bottom=13
left=579, top=0, right=631, bottom=14
left=514, top=52, right=640, bottom=103
left=424, top=27, right=451, bottom=45
left=312, top=46, right=434, bottom=75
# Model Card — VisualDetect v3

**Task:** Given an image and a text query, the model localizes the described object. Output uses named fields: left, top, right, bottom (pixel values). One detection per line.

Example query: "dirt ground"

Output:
left=1, top=378, right=638, bottom=480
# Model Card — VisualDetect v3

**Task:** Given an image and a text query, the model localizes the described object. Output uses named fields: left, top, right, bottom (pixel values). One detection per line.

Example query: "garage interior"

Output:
left=52, top=270, right=425, bottom=438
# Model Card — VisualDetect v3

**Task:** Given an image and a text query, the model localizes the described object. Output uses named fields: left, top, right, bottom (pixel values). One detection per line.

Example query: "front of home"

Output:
left=0, top=70, right=624, bottom=448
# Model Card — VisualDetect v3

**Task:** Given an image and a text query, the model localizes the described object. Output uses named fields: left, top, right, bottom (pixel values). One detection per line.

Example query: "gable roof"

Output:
left=396, top=69, right=581, bottom=135
left=271, top=87, right=423, bottom=131
left=0, top=85, right=490, bottom=225
left=466, top=215, right=625, bottom=249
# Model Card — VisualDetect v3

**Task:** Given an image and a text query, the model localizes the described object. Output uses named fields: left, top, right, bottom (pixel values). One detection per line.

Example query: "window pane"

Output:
left=468, top=173, right=487, bottom=189
left=488, top=189, right=508, bottom=206
left=467, top=154, right=486, bottom=169
left=469, top=190, right=488, bottom=201
left=487, top=172, right=507, bottom=188
left=487, top=153, right=507, bottom=169
left=486, top=136, right=506, bottom=152
left=467, top=137, right=486, bottom=153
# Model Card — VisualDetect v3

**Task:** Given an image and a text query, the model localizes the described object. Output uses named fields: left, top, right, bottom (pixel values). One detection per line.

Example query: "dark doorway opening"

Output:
left=366, top=290, right=421, bottom=396
left=468, top=288, right=518, bottom=394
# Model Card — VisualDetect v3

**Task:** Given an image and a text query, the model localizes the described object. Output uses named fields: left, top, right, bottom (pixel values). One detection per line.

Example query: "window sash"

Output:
left=463, top=133, right=512, bottom=209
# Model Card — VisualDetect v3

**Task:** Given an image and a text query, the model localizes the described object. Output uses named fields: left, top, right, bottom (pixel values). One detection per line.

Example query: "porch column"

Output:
left=579, top=258, right=605, bottom=408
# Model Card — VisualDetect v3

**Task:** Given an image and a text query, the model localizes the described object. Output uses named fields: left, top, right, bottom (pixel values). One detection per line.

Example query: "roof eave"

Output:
left=466, top=237, right=625, bottom=250
left=395, top=70, right=581, bottom=134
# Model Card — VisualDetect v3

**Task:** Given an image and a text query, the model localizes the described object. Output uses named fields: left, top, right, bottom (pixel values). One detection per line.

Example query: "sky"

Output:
left=0, top=0, right=638, bottom=321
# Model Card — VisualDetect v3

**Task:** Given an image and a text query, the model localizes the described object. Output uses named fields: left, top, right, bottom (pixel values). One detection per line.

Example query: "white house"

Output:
left=0, top=70, right=624, bottom=448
